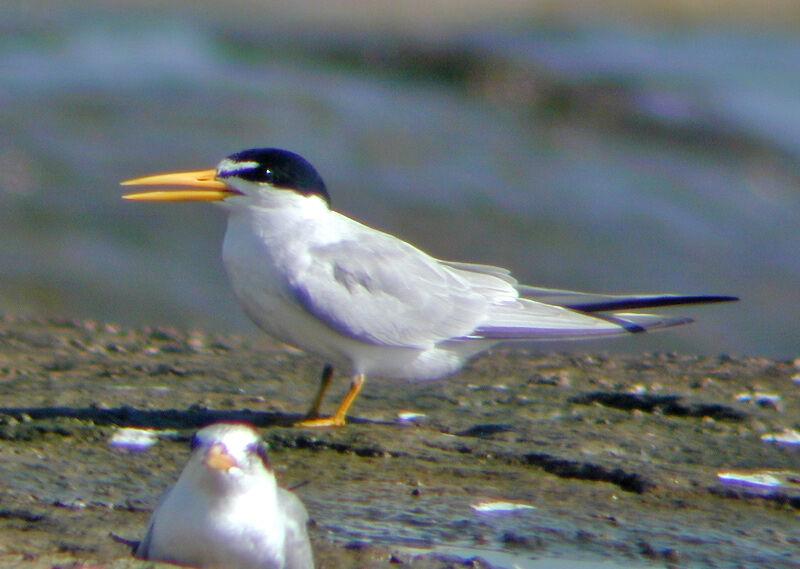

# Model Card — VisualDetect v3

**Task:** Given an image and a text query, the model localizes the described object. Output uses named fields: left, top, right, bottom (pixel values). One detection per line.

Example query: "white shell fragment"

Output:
left=734, top=392, right=782, bottom=404
left=761, top=428, right=800, bottom=444
left=718, top=468, right=800, bottom=491
left=717, top=471, right=783, bottom=488
left=470, top=500, right=537, bottom=513
left=397, top=411, right=427, bottom=421
left=109, top=427, right=177, bottom=452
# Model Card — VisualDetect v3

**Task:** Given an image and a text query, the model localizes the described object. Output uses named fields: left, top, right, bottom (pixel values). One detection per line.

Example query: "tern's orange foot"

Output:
left=294, top=415, right=346, bottom=428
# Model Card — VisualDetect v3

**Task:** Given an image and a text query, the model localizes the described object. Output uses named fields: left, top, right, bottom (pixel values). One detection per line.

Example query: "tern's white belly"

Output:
left=147, top=485, right=286, bottom=569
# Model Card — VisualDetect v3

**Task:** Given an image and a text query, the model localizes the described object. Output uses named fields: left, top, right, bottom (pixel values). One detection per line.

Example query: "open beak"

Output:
left=122, top=169, right=241, bottom=202
left=205, top=443, right=238, bottom=471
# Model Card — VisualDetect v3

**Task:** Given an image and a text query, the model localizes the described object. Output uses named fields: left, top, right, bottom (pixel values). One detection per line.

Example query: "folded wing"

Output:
left=289, top=243, right=735, bottom=348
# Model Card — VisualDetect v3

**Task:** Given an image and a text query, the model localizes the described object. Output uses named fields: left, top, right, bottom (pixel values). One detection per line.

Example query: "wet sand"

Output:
left=0, top=315, right=798, bottom=568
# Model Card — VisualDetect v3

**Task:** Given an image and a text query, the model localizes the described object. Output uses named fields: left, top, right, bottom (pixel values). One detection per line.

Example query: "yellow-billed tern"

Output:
left=136, top=422, right=313, bottom=569
left=123, top=148, right=737, bottom=427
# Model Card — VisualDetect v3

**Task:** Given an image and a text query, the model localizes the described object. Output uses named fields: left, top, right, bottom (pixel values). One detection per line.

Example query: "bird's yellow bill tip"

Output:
left=121, top=169, right=237, bottom=202
left=205, top=444, right=237, bottom=471
left=123, top=189, right=234, bottom=202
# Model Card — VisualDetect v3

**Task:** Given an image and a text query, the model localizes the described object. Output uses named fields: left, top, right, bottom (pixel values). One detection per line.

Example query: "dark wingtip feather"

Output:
left=568, top=295, right=738, bottom=314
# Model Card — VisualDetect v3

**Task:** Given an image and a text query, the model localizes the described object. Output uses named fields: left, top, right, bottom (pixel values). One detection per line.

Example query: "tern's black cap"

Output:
left=219, top=148, right=330, bottom=204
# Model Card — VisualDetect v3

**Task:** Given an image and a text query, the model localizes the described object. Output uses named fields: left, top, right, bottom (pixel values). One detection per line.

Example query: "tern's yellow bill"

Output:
left=122, top=169, right=239, bottom=202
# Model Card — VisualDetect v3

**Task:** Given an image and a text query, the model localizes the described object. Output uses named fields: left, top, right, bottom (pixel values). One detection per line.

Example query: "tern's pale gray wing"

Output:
left=449, top=270, right=732, bottom=337
left=439, top=260, right=517, bottom=285
left=287, top=232, right=661, bottom=345
left=434, top=260, right=675, bottom=338
left=278, top=489, right=314, bottom=569
left=417, top=262, right=715, bottom=338
left=287, top=234, right=495, bottom=347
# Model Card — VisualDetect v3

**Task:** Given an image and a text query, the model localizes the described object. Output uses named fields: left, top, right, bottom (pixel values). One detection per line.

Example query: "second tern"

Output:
left=136, top=422, right=313, bottom=569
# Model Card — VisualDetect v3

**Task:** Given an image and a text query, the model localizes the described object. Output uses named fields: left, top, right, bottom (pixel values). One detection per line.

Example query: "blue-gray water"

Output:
left=2, top=6, right=798, bottom=358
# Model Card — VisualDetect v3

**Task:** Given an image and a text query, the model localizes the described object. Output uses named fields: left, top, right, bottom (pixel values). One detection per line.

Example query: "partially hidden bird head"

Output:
left=185, top=422, right=274, bottom=493
left=122, top=148, right=330, bottom=207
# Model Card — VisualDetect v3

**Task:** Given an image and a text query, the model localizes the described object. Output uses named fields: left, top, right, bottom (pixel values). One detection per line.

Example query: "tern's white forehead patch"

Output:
left=196, top=423, right=262, bottom=453
left=221, top=427, right=262, bottom=453
left=217, top=158, right=259, bottom=176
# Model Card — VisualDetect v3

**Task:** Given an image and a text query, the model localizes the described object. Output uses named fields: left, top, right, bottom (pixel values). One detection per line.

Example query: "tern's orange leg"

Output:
left=295, top=372, right=365, bottom=428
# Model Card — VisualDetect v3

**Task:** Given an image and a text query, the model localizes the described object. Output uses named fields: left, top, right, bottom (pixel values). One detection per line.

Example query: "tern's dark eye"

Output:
left=249, top=441, right=271, bottom=470
left=189, top=434, right=202, bottom=451
left=229, top=165, right=275, bottom=185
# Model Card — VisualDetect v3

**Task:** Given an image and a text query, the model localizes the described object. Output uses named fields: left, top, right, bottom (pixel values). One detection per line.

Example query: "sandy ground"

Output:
left=0, top=315, right=798, bottom=568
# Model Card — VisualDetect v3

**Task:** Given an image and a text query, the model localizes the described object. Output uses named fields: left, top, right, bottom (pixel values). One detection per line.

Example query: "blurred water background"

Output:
left=1, top=2, right=798, bottom=358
